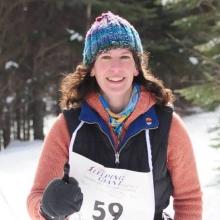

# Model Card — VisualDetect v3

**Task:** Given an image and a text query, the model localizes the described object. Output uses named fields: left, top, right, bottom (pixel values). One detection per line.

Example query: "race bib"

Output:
left=69, top=153, right=155, bottom=220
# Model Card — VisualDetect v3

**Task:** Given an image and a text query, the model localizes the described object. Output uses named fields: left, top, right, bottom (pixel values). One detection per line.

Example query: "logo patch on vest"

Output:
left=146, top=117, right=153, bottom=125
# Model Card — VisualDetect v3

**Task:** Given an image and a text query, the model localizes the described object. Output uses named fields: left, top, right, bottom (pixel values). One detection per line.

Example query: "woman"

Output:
left=27, top=12, right=202, bottom=220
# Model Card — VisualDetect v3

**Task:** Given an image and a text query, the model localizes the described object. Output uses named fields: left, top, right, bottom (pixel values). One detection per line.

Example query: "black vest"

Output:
left=63, top=104, right=173, bottom=220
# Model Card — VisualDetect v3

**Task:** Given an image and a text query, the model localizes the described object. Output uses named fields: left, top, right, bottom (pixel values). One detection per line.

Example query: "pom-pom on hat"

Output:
left=83, top=11, right=143, bottom=67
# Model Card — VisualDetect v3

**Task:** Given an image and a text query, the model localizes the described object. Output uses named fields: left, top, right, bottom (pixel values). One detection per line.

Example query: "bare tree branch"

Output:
left=35, top=39, right=68, bottom=60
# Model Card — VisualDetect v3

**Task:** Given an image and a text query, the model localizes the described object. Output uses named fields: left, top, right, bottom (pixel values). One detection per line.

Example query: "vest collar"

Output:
left=80, top=102, right=159, bottom=148
left=120, top=105, right=159, bottom=147
left=80, top=102, right=115, bottom=146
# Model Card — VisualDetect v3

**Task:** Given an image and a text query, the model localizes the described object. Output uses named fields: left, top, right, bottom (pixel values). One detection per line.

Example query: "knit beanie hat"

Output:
left=83, top=11, right=143, bottom=67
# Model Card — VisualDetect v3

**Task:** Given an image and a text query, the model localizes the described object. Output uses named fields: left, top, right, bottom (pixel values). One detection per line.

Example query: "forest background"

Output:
left=0, top=0, right=220, bottom=149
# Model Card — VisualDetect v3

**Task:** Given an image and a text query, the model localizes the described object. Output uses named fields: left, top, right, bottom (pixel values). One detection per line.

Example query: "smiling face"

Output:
left=91, top=48, right=138, bottom=105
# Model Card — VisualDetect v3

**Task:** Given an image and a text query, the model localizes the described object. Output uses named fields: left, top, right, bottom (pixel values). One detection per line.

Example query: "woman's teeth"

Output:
left=107, top=77, right=124, bottom=82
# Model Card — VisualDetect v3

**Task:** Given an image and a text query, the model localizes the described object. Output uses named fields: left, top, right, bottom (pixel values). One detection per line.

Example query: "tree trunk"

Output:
left=85, top=0, right=92, bottom=31
left=16, top=109, right=21, bottom=140
left=23, top=105, right=30, bottom=140
left=0, top=129, right=3, bottom=151
left=27, top=116, right=30, bottom=140
left=3, top=111, right=11, bottom=148
left=31, top=80, right=45, bottom=140
left=32, top=98, right=45, bottom=140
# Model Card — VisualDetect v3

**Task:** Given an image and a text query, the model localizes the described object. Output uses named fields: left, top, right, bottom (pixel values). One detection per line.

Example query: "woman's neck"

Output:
left=103, top=91, right=132, bottom=114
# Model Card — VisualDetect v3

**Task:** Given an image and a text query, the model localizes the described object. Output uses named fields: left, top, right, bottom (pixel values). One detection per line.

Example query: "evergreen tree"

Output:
left=165, top=0, right=220, bottom=109
left=0, top=0, right=219, bottom=148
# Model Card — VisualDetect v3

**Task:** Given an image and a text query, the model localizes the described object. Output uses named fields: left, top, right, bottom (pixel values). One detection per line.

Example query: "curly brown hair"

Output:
left=59, top=52, right=174, bottom=110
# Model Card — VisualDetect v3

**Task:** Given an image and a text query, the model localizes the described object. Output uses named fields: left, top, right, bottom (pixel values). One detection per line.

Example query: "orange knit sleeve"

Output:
left=167, top=112, right=202, bottom=220
left=27, top=114, right=70, bottom=220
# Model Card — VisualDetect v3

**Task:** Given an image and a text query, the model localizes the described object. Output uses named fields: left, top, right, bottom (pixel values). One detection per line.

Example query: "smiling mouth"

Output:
left=106, top=77, right=125, bottom=82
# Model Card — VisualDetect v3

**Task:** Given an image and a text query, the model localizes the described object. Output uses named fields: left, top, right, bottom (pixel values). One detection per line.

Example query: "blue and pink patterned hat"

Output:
left=83, top=11, right=143, bottom=67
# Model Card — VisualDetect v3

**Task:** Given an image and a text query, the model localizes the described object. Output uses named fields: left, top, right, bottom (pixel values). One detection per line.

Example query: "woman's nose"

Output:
left=110, top=58, right=121, bottom=71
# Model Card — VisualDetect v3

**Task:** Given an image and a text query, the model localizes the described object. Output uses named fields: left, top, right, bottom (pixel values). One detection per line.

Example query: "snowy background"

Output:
left=0, top=108, right=220, bottom=219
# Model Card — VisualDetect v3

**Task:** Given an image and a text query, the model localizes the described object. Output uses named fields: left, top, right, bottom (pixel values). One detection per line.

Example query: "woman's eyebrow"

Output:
left=121, top=51, right=132, bottom=55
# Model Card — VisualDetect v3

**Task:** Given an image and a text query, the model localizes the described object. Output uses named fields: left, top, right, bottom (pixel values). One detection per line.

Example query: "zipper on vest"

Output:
left=83, top=121, right=158, bottom=166
left=115, top=126, right=158, bottom=165
left=117, top=126, right=159, bottom=160
left=82, top=121, right=118, bottom=165
left=115, top=152, right=120, bottom=165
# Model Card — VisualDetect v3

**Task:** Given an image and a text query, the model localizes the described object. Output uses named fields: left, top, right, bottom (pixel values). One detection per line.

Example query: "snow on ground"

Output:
left=0, top=140, right=43, bottom=219
left=183, top=107, right=220, bottom=219
left=0, top=108, right=220, bottom=219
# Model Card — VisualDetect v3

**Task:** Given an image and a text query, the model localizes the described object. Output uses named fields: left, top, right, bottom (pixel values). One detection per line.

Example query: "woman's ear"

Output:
left=134, top=69, right=139, bottom=76
left=90, top=68, right=95, bottom=77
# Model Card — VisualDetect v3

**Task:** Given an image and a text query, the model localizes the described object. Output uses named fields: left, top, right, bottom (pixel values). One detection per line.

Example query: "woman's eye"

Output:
left=121, top=55, right=131, bottom=60
left=100, top=55, right=111, bottom=60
